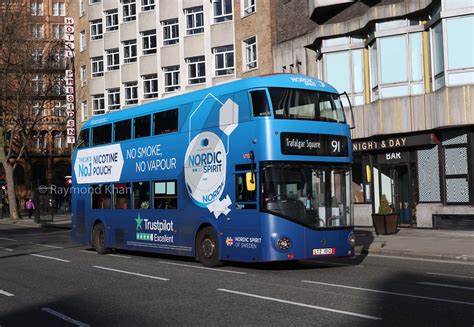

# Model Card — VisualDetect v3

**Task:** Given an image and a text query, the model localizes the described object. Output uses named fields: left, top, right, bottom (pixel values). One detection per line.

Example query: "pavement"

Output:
left=1, top=214, right=473, bottom=262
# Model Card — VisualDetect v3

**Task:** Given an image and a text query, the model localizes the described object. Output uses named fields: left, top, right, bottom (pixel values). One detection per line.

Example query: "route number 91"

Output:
left=331, top=140, right=341, bottom=153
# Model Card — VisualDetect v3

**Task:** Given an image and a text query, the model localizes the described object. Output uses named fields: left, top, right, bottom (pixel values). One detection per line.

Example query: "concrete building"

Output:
left=71, top=0, right=315, bottom=124
left=275, top=0, right=474, bottom=229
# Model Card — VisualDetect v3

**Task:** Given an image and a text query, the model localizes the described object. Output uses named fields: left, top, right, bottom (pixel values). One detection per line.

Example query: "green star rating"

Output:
left=136, top=233, right=153, bottom=241
left=135, top=214, right=143, bottom=230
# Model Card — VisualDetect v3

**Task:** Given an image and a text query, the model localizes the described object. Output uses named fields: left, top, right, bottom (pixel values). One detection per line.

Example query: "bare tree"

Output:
left=0, top=0, right=65, bottom=220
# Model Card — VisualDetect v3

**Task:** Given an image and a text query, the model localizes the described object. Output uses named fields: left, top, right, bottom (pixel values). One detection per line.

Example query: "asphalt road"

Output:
left=0, top=224, right=473, bottom=327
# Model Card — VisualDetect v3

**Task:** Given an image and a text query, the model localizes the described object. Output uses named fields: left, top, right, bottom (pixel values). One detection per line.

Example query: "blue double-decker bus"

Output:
left=71, top=74, right=355, bottom=267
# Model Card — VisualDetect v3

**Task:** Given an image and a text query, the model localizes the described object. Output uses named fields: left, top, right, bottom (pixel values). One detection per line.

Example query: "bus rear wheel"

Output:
left=92, top=223, right=111, bottom=254
left=196, top=227, right=223, bottom=267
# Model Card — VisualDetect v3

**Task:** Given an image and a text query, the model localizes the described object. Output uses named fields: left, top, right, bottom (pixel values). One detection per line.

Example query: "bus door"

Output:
left=221, top=164, right=261, bottom=260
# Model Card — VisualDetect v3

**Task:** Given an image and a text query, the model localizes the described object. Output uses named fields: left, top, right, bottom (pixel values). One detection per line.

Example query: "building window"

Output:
left=32, top=49, right=43, bottom=69
left=91, top=57, right=104, bottom=77
left=52, top=2, right=65, bottom=16
left=106, top=49, right=119, bottom=70
left=142, top=30, right=157, bottom=55
left=54, top=101, right=66, bottom=117
left=31, top=24, right=44, bottom=38
left=80, top=65, right=87, bottom=86
left=214, top=0, right=232, bottom=23
left=124, top=82, right=138, bottom=105
left=90, top=19, right=103, bottom=40
left=153, top=180, right=177, bottom=209
left=185, top=6, right=204, bottom=35
left=123, top=40, right=137, bottom=63
left=243, top=36, right=257, bottom=70
left=80, top=0, right=85, bottom=16
left=105, top=9, right=119, bottom=31
left=214, top=45, right=234, bottom=76
left=80, top=30, right=86, bottom=52
left=90, top=0, right=101, bottom=4
left=243, top=0, right=256, bottom=16
left=164, top=66, right=180, bottom=92
left=92, top=94, right=105, bottom=115
left=52, top=24, right=64, bottom=40
left=30, top=0, right=43, bottom=16
left=187, top=56, right=205, bottom=85
left=53, top=131, right=65, bottom=149
left=122, top=0, right=137, bottom=22
left=143, top=74, right=158, bottom=98
left=162, top=19, right=179, bottom=45
left=445, top=15, right=474, bottom=86
left=107, top=88, right=120, bottom=111
left=369, top=23, right=425, bottom=99
left=141, top=0, right=154, bottom=11
left=81, top=101, right=88, bottom=122
left=323, top=41, right=365, bottom=106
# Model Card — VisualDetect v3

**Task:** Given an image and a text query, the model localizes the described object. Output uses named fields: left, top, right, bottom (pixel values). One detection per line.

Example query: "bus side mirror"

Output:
left=340, top=92, right=355, bottom=130
left=246, top=172, right=256, bottom=192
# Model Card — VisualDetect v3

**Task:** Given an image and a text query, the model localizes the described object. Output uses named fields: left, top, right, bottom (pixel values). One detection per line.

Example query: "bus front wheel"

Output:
left=196, top=227, right=223, bottom=267
left=92, top=223, right=111, bottom=254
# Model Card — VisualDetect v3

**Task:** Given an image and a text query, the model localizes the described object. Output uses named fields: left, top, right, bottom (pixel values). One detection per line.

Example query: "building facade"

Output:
left=72, top=0, right=288, bottom=124
left=275, top=0, right=474, bottom=228
left=1, top=0, right=71, bottom=212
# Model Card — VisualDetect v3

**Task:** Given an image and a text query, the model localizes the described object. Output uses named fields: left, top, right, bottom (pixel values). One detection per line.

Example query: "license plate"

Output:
left=312, top=248, right=335, bottom=256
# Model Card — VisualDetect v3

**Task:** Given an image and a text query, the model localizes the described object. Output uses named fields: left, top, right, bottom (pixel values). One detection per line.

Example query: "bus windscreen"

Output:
left=269, top=88, right=345, bottom=123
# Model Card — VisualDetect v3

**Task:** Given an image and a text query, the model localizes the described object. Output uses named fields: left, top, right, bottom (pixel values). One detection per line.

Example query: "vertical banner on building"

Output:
left=64, top=17, right=76, bottom=144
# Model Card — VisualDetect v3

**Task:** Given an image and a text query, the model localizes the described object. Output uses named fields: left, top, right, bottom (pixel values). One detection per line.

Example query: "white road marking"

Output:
left=106, top=254, right=131, bottom=259
left=42, top=308, right=90, bottom=327
left=31, top=243, right=63, bottom=249
left=93, top=265, right=169, bottom=281
left=159, top=261, right=247, bottom=275
left=0, top=247, right=13, bottom=252
left=30, top=254, right=70, bottom=263
left=217, top=288, right=381, bottom=321
left=368, top=254, right=474, bottom=266
left=0, top=289, right=14, bottom=297
left=302, top=260, right=364, bottom=267
left=417, top=282, right=474, bottom=291
left=426, top=272, right=474, bottom=280
left=0, top=237, right=17, bottom=242
left=302, top=280, right=474, bottom=306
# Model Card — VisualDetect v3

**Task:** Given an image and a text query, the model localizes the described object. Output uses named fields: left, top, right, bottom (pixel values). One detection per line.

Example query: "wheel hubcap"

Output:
left=201, top=237, right=215, bottom=258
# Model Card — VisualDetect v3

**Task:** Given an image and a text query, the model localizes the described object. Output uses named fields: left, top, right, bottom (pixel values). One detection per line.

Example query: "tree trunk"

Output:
left=3, top=161, right=19, bottom=220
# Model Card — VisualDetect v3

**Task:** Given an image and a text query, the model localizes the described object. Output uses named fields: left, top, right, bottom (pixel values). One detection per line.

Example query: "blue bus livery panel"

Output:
left=72, top=74, right=355, bottom=267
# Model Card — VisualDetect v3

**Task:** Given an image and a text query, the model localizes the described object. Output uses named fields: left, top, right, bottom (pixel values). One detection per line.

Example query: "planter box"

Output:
left=372, top=213, right=399, bottom=235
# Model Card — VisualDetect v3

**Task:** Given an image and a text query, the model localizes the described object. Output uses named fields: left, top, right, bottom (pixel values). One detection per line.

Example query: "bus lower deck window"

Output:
left=91, top=184, right=111, bottom=209
left=113, top=183, right=131, bottom=209
left=153, top=180, right=177, bottom=209
left=133, top=181, right=150, bottom=209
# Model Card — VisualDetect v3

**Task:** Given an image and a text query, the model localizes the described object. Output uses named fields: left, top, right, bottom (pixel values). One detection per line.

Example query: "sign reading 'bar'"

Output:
left=280, top=133, right=348, bottom=157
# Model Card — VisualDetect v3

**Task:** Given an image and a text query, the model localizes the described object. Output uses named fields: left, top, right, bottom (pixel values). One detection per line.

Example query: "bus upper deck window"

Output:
left=92, top=124, right=112, bottom=146
left=78, top=129, right=89, bottom=148
left=114, top=119, right=132, bottom=142
left=134, top=115, right=151, bottom=139
left=154, top=108, right=178, bottom=135
left=250, top=90, right=270, bottom=117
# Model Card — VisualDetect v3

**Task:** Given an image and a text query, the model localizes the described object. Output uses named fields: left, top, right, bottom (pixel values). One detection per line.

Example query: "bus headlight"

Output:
left=277, top=237, right=291, bottom=251
left=348, top=232, right=356, bottom=247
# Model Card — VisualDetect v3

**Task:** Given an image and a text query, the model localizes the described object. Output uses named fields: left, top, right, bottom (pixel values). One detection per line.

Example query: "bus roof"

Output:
left=82, top=74, right=339, bottom=129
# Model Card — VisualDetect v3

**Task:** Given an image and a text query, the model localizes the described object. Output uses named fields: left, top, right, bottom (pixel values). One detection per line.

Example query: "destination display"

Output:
left=280, top=132, right=348, bottom=157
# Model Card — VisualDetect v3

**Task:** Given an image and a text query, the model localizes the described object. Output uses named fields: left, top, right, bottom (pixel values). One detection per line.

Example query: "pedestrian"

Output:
left=25, top=198, right=35, bottom=219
